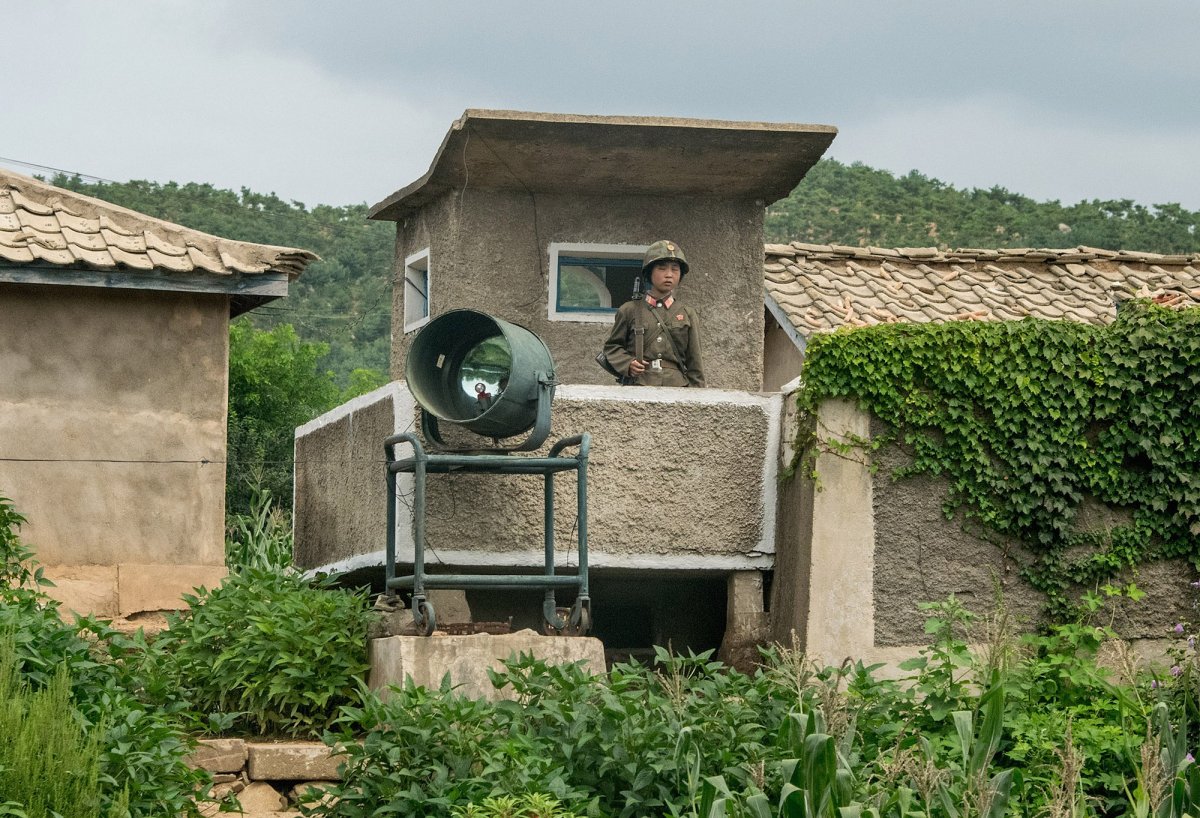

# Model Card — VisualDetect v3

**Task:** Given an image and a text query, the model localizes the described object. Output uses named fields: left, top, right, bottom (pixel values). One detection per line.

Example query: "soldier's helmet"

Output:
left=641, top=240, right=689, bottom=277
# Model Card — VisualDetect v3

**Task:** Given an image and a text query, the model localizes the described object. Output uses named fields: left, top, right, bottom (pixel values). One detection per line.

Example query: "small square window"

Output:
left=548, top=243, right=647, bottom=323
left=403, top=248, right=430, bottom=333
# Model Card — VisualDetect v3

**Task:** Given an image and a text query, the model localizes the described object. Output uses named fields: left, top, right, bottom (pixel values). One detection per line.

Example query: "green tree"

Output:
left=228, top=320, right=340, bottom=515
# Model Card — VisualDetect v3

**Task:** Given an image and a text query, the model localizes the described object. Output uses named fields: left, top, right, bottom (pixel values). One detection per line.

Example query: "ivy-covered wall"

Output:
left=797, top=302, right=1200, bottom=624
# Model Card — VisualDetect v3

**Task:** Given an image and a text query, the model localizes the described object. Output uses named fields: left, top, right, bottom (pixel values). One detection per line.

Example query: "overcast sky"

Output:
left=6, top=1, right=1199, bottom=210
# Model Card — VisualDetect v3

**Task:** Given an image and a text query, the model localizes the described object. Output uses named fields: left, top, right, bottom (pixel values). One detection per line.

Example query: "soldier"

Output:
left=603, top=240, right=705, bottom=387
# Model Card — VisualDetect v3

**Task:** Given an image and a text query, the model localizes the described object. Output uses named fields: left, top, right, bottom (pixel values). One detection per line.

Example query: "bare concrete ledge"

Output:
left=369, top=630, right=606, bottom=701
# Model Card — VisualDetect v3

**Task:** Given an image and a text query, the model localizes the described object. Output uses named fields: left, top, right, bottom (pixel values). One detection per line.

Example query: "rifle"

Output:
left=627, top=275, right=645, bottom=384
left=596, top=275, right=646, bottom=385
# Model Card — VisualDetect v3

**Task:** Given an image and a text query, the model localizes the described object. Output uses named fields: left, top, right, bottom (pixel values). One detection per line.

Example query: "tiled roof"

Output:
left=0, top=168, right=316, bottom=277
left=764, top=241, right=1200, bottom=335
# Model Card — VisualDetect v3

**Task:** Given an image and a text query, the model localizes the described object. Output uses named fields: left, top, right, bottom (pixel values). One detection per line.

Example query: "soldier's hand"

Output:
left=628, top=358, right=646, bottom=376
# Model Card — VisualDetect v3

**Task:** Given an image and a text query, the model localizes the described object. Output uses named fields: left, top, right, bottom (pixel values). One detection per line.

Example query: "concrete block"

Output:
left=428, top=589, right=472, bottom=624
left=41, top=564, right=118, bottom=618
left=727, top=571, right=765, bottom=620
left=118, top=563, right=228, bottom=614
left=187, top=738, right=247, bottom=773
left=247, top=742, right=345, bottom=781
left=369, top=630, right=606, bottom=701
left=720, top=572, right=770, bottom=671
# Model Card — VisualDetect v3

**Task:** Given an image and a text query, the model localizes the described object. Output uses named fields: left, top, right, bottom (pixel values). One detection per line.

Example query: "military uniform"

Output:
left=603, top=293, right=705, bottom=387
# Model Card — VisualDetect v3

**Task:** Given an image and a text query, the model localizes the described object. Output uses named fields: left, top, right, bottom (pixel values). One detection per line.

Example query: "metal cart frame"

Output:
left=383, top=431, right=592, bottom=636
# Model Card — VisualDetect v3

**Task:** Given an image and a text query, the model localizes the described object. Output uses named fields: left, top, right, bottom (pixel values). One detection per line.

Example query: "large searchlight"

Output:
left=404, top=309, right=556, bottom=451
left=384, top=309, right=591, bottom=636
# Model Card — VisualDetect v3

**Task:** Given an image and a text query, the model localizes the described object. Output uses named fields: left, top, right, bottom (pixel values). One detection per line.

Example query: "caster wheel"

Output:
left=414, top=599, right=436, bottom=636
left=570, top=607, right=591, bottom=636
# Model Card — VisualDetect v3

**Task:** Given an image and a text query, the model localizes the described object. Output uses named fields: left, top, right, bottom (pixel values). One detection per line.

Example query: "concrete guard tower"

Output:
left=296, top=110, right=838, bottom=670
left=369, top=109, right=836, bottom=391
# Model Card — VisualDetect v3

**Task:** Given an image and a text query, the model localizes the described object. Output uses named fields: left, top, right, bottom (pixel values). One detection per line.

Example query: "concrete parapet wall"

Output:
left=293, top=382, right=414, bottom=571
left=294, top=382, right=781, bottom=576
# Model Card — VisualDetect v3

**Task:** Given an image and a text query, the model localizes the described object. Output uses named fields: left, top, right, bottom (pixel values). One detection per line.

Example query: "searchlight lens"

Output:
left=459, top=336, right=512, bottom=407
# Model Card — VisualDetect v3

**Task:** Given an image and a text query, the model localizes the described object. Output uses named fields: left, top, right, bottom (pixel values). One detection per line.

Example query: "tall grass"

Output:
left=0, top=633, right=106, bottom=818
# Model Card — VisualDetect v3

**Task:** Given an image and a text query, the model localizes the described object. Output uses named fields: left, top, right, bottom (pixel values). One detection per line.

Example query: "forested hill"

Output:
left=767, top=160, right=1200, bottom=253
left=52, top=161, right=1199, bottom=380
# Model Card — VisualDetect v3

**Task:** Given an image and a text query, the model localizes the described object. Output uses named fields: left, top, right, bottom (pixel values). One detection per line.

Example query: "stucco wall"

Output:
left=771, top=397, right=1191, bottom=668
left=389, top=190, right=766, bottom=392
left=869, top=415, right=1191, bottom=644
left=0, top=283, right=228, bottom=615
left=294, top=382, right=780, bottom=575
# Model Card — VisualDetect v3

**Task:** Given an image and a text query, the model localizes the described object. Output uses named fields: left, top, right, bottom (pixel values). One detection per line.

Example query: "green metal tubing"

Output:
left=543, top=465, right=558, bottom=628
left=388, top=455, right=581, bottom=474
left=389, top=574, right=584, bottom=590
left=382, top=430, right=591, bottom=633
left=576, top=435, right=590, bottom=598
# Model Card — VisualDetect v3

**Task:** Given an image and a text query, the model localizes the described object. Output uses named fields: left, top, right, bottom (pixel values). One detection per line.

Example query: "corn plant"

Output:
left=225, top=478, right=293, bottom=571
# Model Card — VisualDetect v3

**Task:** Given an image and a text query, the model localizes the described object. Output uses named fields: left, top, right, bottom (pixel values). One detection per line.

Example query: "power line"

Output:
left=0, top=156, right=122, bottom=186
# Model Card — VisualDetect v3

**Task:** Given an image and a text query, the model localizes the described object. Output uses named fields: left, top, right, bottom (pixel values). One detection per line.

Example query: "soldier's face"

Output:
left=649, top=261, right=680, bottom=294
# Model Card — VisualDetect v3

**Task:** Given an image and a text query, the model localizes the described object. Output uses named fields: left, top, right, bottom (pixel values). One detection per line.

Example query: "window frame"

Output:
left=403, top=248, right=431, bottom=333
left=548, top=242, right=648, bottom=323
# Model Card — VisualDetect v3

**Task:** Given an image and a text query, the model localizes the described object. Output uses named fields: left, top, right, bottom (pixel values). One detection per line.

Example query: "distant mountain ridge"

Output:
left=52, top=160, right=1200, bottom=380
left=768, top=160, right=1200, bottom=254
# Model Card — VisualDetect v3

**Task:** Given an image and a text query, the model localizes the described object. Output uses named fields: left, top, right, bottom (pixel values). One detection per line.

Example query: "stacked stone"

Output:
left=188, top=739, right=343, bottom=817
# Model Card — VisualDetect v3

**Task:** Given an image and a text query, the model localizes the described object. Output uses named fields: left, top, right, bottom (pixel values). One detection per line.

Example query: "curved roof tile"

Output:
left=0, top=168, right=317, bottom=278
left=765, top=241, right=1200, bottom=337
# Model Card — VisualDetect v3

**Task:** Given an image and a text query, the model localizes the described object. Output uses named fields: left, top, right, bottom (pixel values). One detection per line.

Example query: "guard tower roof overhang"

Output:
left=368, top=109, right=838, bottom=222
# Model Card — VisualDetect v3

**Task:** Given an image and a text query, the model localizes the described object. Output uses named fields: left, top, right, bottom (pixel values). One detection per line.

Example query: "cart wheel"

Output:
left=413, top=599, right=436, bottom=636
left=570, top=606, right=591, bottom=636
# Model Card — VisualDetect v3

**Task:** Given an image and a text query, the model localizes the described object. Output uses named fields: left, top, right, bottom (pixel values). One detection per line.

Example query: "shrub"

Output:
left=315, top=596, right=1200, bottom=818
left=0, top=495, right=205, bottom=818
left=156, top=567, right=374, bottom=737
left=451, top=793, right=582, bottom=818
left=322, top=650, right=786, bottom=818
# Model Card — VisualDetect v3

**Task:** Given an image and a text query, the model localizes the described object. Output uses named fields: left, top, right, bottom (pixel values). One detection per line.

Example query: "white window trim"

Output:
left=548, top=242, right=648, bottom=324
left=403, top=247, right=431, bottom=333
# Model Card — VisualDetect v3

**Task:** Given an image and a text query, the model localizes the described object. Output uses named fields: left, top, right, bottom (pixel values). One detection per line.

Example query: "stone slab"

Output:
left=41, top=564, right=118, bottom=618
left=369, top=630, right=606, bottom=701
left=118, top=563, right=228, bottom=615
left=246, top=742, right=345, bottom=781
left=188, top=738, right=247, bottom=773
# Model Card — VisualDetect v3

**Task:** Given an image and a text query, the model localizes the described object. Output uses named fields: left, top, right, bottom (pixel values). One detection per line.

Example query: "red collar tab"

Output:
left=645, top=294, right=674, bottom=309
